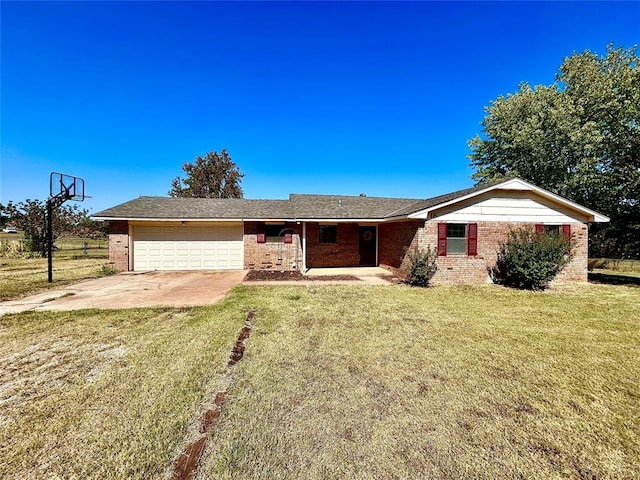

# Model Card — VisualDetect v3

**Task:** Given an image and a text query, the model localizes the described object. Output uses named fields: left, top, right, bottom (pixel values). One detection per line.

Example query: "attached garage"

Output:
left=132, top=222, right=243, bottom=271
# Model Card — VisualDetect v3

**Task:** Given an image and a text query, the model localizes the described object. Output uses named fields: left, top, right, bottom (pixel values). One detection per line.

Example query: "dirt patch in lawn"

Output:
left=244, top=270, right=361, bottom=282
left=170, top=310, right=255, bottom=480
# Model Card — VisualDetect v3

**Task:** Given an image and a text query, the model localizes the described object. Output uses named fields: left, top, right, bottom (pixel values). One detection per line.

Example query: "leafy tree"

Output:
left=468, top=44, right=640, bottom=258
left=0, top=200, right=96, bottom=255
left=72, top=217, right=109, bottom=239
left=491, top=227, right=574, bottom=291
left=169, top=149, right=244, bottom=198
left=0, top=203, right=11, bottom=229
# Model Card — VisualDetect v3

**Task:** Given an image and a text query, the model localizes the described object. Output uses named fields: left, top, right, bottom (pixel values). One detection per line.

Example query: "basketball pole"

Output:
left=46, top=194, right=67, bottom=283
left=47, top=198, right=54, bottom=283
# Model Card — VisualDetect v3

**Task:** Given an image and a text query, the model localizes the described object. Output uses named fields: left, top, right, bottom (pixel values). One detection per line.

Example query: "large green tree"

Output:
left=170, top=149, right=244, bottom=198
left=0, top=200, right=99, bottom=255
left=468, top=44, right=639, bottom=258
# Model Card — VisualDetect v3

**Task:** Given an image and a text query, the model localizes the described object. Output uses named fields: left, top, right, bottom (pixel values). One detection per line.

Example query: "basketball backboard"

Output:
left=50, top=172, right=85, bottom=201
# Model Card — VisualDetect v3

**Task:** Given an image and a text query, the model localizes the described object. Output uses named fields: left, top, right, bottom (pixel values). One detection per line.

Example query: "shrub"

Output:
left=405, top=246, right=438, bottom=287
left=0, top=238, right=26, bottom=258
left=99, top=262, right=117, bottom=276
left=491, top=227, right=573, bottom=291
left=23, top=234, right=46, bottom=256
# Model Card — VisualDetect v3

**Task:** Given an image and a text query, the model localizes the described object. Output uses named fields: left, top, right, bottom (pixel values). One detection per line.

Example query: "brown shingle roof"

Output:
left=92, top=178, right=609, bottom=224
left=93, top=196, right=294, bottom=220
left=383, top=183, right=492, bottom=217
left=93, top=183, right=491, bottom=221
left=289, top=194, right=422, bottom=219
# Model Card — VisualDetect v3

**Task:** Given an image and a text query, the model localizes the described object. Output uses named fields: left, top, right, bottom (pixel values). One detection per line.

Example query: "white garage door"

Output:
left=133, top=223, right=243, bottom=271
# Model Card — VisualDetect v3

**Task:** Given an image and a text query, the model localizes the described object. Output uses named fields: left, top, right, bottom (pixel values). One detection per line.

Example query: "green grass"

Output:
left=1, top=284, right=638, bottom=479
left=589, top=258, right=640, bottom=274
left=0, top=295, right=251, bottom=479
left=197, top=284, right=640, bottom=479
left=0, top=236, right=108, bottom=300
left=53, top=236, right=108, bottom=258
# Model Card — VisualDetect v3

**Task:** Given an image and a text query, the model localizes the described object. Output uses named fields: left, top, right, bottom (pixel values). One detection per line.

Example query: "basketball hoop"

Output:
left=47, top=172, right=86, bottom=282
left=50, top=172, right=85, bottom=202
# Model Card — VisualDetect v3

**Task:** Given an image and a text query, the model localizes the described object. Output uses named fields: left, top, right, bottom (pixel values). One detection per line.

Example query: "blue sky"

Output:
left=1, top=1, right=638, bottom=214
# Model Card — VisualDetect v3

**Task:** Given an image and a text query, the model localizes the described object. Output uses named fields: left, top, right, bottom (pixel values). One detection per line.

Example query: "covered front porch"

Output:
left=302, top=222, right=379, bottom=269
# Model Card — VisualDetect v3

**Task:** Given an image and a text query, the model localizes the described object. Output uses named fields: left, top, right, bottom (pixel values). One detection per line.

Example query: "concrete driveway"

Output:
left=0, top=270, right=247, bottom=315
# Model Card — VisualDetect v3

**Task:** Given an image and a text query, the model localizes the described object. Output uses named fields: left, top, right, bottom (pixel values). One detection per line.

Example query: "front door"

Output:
left=358, top=226, right=377, bottom=266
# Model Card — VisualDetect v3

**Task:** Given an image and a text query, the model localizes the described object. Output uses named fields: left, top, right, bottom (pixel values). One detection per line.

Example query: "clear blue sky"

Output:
left=1, top=1, right=638, bottom=214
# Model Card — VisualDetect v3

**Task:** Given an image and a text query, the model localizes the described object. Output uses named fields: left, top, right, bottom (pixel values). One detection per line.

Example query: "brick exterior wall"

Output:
left=107, top=220, right=129, bottom=271
left=243, top=222, right=303, bottom=270
left=378, top=220, right=423, bottom=268
left=555, top=223, right=588, bottom=282
left=397, top=221, right=588, bottom=284
left=106, top=217, right=589, bottom=282
left=305, top=222, right=361, bottom=268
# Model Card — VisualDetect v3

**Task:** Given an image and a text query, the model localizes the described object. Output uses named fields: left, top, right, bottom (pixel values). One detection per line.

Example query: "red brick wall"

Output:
left=107, top=217, right=588, bottom=282
left=107, top=220, right=129, bottom=271
left=306, top=222, right=360, bottom=268
left=378, top=220, right=422, bottom=268
left=409, top=221, right=588, bottom=284
left=243, top=222, right=302, bottom=270
left=556, top=224, right=588, bottom=282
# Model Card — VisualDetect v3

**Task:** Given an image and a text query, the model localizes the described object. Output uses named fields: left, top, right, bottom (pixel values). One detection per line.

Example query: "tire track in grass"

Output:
left=169, top=310, right=254, bottom=480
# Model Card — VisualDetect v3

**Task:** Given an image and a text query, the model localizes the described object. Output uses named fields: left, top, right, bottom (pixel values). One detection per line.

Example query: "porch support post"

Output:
left=301, top=221, right=307, bottom=272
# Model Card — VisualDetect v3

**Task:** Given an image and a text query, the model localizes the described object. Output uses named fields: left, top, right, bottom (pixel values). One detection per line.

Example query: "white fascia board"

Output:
left=295, top=218, right=387, bottom=223
left=407, top=178, right=610, bottom=223
left=243, top=218, right=296, bottom=222
left=91, top=217, right=245, bottom=222
left=93, top=216, right=298, bottom=223
left=383, top=214, right=412, bottom=221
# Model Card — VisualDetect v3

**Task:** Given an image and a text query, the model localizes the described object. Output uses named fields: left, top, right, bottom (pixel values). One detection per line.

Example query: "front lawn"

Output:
left=199, top=284, right=640, bottom=479
left=0, top=300, right=249, bottom=479
left=1, top=284, right=638, bottom=479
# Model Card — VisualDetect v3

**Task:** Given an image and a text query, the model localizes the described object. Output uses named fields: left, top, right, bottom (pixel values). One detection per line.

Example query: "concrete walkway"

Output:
left=0, top=270, right=247, bottom=315
left=243, top=267, right=397, bottom=286
left=306, top=267, right=395, bottom=285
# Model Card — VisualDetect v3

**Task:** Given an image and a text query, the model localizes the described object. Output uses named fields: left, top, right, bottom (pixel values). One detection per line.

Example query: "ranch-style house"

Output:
left=93, top=178, right=609, bottom=284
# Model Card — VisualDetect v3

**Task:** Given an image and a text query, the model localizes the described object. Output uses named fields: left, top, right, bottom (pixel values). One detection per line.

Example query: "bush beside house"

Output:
left=491, top=227, right=574, bottom=290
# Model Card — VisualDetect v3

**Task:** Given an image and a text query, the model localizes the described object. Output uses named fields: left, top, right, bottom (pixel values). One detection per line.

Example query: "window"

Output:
left=446, top=224, right=467, bottom=254
left=536, top=224, right=571, bottom=241
left=319, top=225, right=337, bottom=243
left=257, top=223, right=290, bottom=243
left=265, top=224, right=284, bottom=242
left=437, top=222, right=477, bottom=256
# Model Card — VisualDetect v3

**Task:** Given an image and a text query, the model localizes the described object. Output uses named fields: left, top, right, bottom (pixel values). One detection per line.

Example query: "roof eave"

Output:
left=381, top=213, right=412, bottom=221
left=243, top=217, right=297, bottom=222
left=296, top=217, right=388, bottom=223
left=91, top=216, right=245, bottom=222
left=407, top=178, right=610, bottom=223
